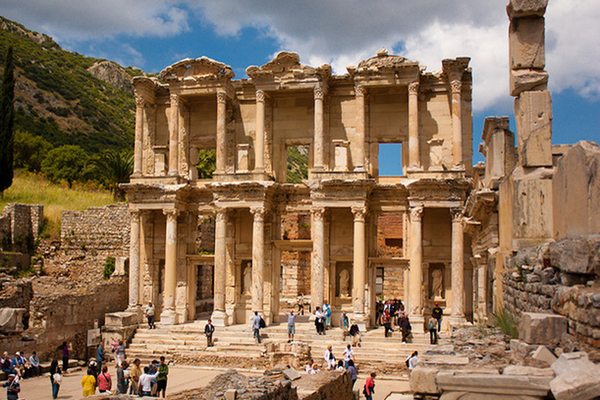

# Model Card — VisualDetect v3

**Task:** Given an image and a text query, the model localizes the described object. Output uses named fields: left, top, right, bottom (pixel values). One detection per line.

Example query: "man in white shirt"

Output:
left=138, top=366, right=159, bottom=397
left=145, top=302, right=155, bottom=329
left=342, top=344, right=354, bottom=370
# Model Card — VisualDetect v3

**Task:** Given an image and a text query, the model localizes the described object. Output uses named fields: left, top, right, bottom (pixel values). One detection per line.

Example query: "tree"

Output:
left=84, top=149, right=133, bottom=201
left=0, top=46, right=15, bottom=198
left=14, top=130, right=54, bottom=171
left=196, top=149, right=216, bottom=179
left=41, top=145, right=89, bottom=187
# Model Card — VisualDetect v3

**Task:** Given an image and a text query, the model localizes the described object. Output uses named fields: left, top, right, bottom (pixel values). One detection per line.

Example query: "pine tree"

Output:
left=0, top=46, right=15, bottom=198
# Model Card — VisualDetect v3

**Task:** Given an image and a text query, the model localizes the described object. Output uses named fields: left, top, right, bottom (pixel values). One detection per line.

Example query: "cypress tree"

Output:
left=0, top=46, right=15, bottom=198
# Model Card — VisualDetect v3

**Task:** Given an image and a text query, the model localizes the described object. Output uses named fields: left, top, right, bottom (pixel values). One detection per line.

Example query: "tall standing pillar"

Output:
left=216, top=91, right=227, bottom=174
left=128, top=208, right=141, bottom=310
left=133, top=97, right=145, bottom=176
left=451, top=208, right=466, bottom=325
left=212, top=209, right=228, bottom=326
left=354, top=85, right=366, bottom=171
left=254, top=90, right=265, bottom=173
left=161, top=209, right=179, bottom=324
left=311, top=208, right=326, bottom=312
left=408, top=206, right=424, bottom=318
left=168, top=94, right=180, bottom=176
left=250, top=207, right=265, bottom=313
left=351, top=206, right=367, bottom=325
left=313, top=85, right=325, bottom=170
left=450, top=79, right=463, bottom=168
left=408, top=82, right=420, bottom=169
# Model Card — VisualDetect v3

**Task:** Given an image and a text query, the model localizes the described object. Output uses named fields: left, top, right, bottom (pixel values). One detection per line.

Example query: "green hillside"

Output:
left=0, top=17, right=138, bottom=154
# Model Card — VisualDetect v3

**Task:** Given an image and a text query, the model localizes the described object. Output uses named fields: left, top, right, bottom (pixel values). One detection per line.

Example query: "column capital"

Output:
left=410, top=206, right=424, bottom=221
left=135, top=96, right=146, bottom=108
left=250, top=206, right=266, bottom=221
left=408, top=82, right=420, bottom=95
left=130, top=208, right=142, bottom=220
left=170, top=93, right=180, bottom=104
left=217, top=90, right=227, bottom=104
left=355, top=85, right=365, bottom=97
left=314, top=85, right=326, bottom=100
left=256, top=89, right=265, bottom=103
left=163, top=208, right=180, bottom=222
left=215, top=209, right=227, bottom=222
left=351, top=205, right=368, bottom=222
left=311, top=207, right=326, bottom=221
left=450, top=207, right=463, bottom=221
left=450, top=79, right=462, bottom=93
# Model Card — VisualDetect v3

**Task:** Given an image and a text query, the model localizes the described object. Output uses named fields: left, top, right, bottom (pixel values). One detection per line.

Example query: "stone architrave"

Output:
left=514, top=90, right=552, bottom=167
left=507, top=0, right=549, bottom=19
left=509, top=18, right=546, bottom=70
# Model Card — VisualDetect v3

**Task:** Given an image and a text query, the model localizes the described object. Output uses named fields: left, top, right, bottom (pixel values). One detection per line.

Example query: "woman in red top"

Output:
left=97, top=365, right=112, bottom=393
left=364, top=372, right=376, bottom=400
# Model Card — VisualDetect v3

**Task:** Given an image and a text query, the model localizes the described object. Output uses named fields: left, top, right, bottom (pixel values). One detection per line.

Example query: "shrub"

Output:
left=493, top=307, right=519, bottom=339
left=103, top=257, right=115, bottom=279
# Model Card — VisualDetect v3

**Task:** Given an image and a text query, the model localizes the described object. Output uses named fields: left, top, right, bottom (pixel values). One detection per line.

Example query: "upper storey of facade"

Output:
left=131, top=49, right=472, bottom=186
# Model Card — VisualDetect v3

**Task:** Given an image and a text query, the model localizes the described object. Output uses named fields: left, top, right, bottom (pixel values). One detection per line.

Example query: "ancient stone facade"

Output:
left=0, top=203, right=43, bottom=252
left=125, top=48, right=474, bottom=329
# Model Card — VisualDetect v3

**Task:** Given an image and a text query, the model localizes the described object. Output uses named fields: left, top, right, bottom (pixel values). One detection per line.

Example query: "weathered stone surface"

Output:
left=225, top=389, right=238, bottom=400
left=514, top=90, right=552, bottom=166
left=283, top=368, right=301, bottom=381
left=409, top=367, right=440, bottom=394
left=507, top=0, right=549, bottom=19
left=503, top=365, right=554, bottom=377
left=550, top=364, right=600, bottom=400
left=548, top=237, right=600, bottom=275
left=519, top=313, right=567, bottom=346
left=510, top=18, right=546, bottom=70
left=531, top=346, right=557, bottom=366
left=553, top=141, right=600, bottom=239
left=437, top=371, right=551, bottom=396
left=510, top=69, right=548, bottom=96
left=440, top=392, right=541, bottom=400
left=551, top=352, right=595, bottom=376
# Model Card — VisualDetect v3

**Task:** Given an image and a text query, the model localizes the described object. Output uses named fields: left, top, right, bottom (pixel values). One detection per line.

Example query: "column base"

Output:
left=125, top=305, right=144, bottom=323
left=352, top=312, right=368, bottom=332
left=409, top=314, right=425, bottom=333
left=160, top=309, right=179, bottom=325
left=211, top=311, right=229, bottom=327
left=450, top=315, right=468, bottom=327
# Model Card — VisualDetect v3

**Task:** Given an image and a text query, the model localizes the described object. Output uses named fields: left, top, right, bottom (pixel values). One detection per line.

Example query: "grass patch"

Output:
left=1, top=171, right=116, bottom=239
left=493, top=307, right=519, bottom=339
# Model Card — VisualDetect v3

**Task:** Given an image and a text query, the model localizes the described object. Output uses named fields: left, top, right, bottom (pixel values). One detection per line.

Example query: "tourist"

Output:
left=342, top=343, right=354, bottom=369
left=81, top=368, right=97, bottom=397
left=381, top=309, right=393, bottom=337
left=347, top=360, right=358, bottom=389
left=205, top=319, right=215, bottom=347
left=407, top=351, right=419, bottom=370
left=314, top=307, right=325, bottom=335
left=323, top=303, right=331, bottom=329
left=297, top=293, right=305, bottom=315
left=116, top=360, right=129, bottom=394
left=138, top=366, right=155, bottom=397
left=287, top=309, right=297, bottom=342
left=399, top=313, right=411, bottom=343
left=252, top=311, right=263, bottom=344
left=363, top=372, right=376, bottom=400
left=156, top=356, right=169, bottom=398
left=50, top=360, right=61, bottom=399
left=28, top=351, right=40, bottom=377
left=304, top=359, right=318, bottom=374
left=2, top=373, right=20, bottom=400
left=129, top=358, right=142, bottom=395
left=324, top=345, right=336, bottom=370
left=428, top=316, right=439, bottom=344
left=88, top=358, right=99, bottom=378
left=1, top=352, right=15, bottom=375
left=339, top=312, right=349, bottom=340
left=96, top=342, right=105, bottom=373
left=432, top=302, right=443, bottom=333
left=61, top=341, right=71, bottom=373
left=97, top=365, right=112, bottom=393
left=145, top=301, right=156, bottom=329
left=115, top=340, right=126, bottom=367
left=11, top=352, right=26, bottom=378
left=335, top=360, right=345, bottom=371
left=349, top=320, right=361, bottom=347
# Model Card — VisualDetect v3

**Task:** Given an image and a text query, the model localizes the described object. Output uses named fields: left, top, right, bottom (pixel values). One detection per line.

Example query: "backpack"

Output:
left=259, top=317, right=266, bottom=328
left=325, top=307, right=331, bottom=317
left=362, top=384, right=367, bottom=396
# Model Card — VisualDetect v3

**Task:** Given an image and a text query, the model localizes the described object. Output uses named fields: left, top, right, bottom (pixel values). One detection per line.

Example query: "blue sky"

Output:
left=1, top=0, right=598, bottom=174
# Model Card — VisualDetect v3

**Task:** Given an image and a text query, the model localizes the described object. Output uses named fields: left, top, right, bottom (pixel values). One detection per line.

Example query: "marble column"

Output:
left=254, top=90, right=265, bottom=173
left=168, top=94, right=180, bottom=176
left=311, top=207, right=326, bottom=311
left=408, top=206, right=423, bottom=317
left=352, top=206, right=367, bottom=323
left=250, top=207, right=265, bottom=312
left=212, top=209, right=227, bottom=326
left=133, top=97, right=145, bottom=176
left=450, top=80, right=463, bottom=168
left=128, top=208, right=141, bottom=310
left=225, top=212, right=236, bottom=323
left=313, top=86, right=325, bottom=170
left=161, top=209, right=179, bottom=324
left=408, top=82, right=420, bottom=169
left=354, top=85, right=366, bottom=171
left=216, top=91, right=227, bottom=174
left=451, top=208, right=466, bottom=324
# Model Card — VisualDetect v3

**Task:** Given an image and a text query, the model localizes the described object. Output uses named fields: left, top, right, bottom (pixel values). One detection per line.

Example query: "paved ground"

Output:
left=6, top=364, right=410, bottom=400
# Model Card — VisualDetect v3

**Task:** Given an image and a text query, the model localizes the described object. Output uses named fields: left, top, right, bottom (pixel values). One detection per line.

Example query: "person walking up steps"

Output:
left=156, top=356, right=169, bottom=398
left=287, top=309, right=297, bottom=342
left=204, top=319, right=215, bottom=347
left=145, top=301, right=156, bottom=329
left=252, top=311, right=264, bottom=343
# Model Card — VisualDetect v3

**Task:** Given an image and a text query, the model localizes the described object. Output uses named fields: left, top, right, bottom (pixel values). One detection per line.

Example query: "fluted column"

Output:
left=128, top=209, right=141, bottom=309
left=408, top=206, right=423, bottom=316
left=168, top=94, right=180, bottom=175
left=254, top=90, right=265, bottom=173
left=216, top=91, right=227, bottom=174
left=408, top=82, right=420, bottom=169
left=451, top=208, right=466, bottom=324
left=250, top=207, right=265, bottom=312
left=313, top=86, right=325, bottom=170
left=450, top=80, right=463, bottom=167
left=354, top=85, right=366, bottom=171
left=133, top=97, right=145, bottom=176
left=161, top=209, right=179, bottom=324
left=212, top=209, right=227, bottom=325
left=352, top=206, right=367, bottom=322
left=311, top=207, right=326, bottom=311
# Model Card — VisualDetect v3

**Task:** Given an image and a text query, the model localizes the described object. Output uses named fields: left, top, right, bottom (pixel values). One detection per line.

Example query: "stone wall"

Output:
left=61, top=203, right=130, bottom=252
left=281, top=251, right=311, bottom=300
left=0, top=203, right=43, bottom=252
left=377, top=214, right=403, bottom=257
left=0, top=278, right=34, bottom=310
left=197, top=215, right=215, bottom=253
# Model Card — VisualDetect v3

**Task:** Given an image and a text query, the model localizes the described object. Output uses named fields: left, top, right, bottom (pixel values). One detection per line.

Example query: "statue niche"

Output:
left=430, top=264, right=445, bottom=300
left=242, top=261, right=252, bottom=295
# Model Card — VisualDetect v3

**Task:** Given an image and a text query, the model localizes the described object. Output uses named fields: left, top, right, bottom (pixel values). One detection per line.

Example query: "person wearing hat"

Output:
left=1, top=352, right=15, bottom=375
left=432, top=303, right=443, bottom=333
left=2, top=373, right=20, bottom=400
left=11, top=352, right=25, bottom=378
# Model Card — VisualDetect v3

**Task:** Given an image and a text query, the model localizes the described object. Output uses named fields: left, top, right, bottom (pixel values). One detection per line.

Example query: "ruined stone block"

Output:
left=437, top=371, right=552, bottom=397
left=550, top=364, right=600, bottom=400
left=510, top=69, right=548, bottom=96
left=519, top=312, right=567, bottom=346
left=507, top=0, right=549, bottom=19
left=531, top=346, right=557, bottom=366
left=551, top=352, right=595, bottom=376
left=510, top=18, right=546, bottom=70
left=548, top=237, right=600, bottom=275
left=503, top=365, right=555, bottom=377
left=409, top=367, right=440, bottom=394
left=514, top=90, right=552, bottom=167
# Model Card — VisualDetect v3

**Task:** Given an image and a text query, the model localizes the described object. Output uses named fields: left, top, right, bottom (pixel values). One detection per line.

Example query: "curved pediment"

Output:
left=246, top=51, right=331, bottom=81
left=347, top=48, right=418, bottom=76
left=160, top=56, right=235, bottom=81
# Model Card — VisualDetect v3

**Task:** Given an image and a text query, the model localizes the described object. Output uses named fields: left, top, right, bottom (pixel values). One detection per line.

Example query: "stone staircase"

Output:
left=126, top=315, right=433, bottom=371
